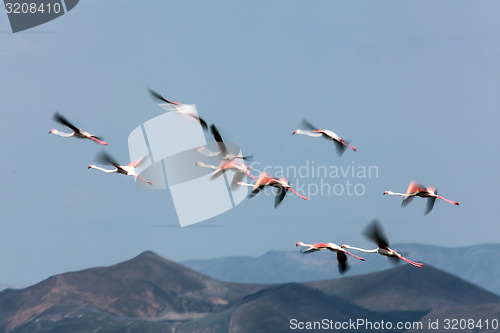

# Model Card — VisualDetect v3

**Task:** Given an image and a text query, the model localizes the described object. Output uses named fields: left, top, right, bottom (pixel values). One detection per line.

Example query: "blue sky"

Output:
left=1, top=0, right=499, bottom=285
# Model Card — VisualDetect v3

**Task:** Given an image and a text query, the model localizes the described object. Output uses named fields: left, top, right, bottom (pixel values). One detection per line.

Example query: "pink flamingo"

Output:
left=196, top=124, right=252, bottom=160
left=384, top=180, right=459, bottom=214
left=196, top=159, right=257, bottom=190
left=88, top=151, right=153, bottom=185
left=293, top=118, right=356, bottom=154
left=238, top=172, right=308, bottom=208
left=49, top=113, right=108, bottom=145
left=296, top=241, right=365, bottom=274
left=148, top=88, right=208, bottom=130
left=342, top=220, right=423, bottom=268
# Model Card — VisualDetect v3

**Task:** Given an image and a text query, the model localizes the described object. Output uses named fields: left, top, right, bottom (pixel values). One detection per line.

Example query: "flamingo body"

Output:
left=148, top=88, right=208, bottom=130
left=49, top=113, right=108, bottom=145
left=196, top=159, right=256, bottom=190
left=296, top=241, right=365, bottom=274
left=384, top=181, right=459, bottom=214
left=88, top=152, right=153, bottom=185
left=238, top=172, right=308, bottom=208
left=293, top=119, right=356, bottom=154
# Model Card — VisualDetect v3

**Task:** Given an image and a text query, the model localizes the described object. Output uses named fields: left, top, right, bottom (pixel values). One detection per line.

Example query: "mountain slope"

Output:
left=0, top=251, right=264, bottom=332
left=306, top=264, right=500, bottom=311
left=1, top=251, right=500, bottom=333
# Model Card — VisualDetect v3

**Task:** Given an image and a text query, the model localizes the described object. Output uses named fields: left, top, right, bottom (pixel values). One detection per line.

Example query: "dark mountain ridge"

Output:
left=306, top=264, right=500, bottom=311
left=0, top=251, right=264, bottom=332
left=1, top=251, right=499, bottom=333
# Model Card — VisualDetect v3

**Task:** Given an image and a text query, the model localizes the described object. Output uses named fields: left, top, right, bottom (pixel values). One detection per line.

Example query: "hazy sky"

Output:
left=1, top=0, right=499, bottom=285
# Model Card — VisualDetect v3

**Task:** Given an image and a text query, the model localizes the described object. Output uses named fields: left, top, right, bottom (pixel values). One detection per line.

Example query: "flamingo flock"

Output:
left=49, top=87, right=461, bottom=274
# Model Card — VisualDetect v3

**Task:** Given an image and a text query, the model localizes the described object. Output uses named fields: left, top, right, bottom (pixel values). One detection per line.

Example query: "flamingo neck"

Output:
left=90, top=166, right=117, bottom=173
left=384, top=191, right=406, bottom=197
left=196, top=161, right=217, bottom=170
left=50, top=130, right=74, bottom=137
left=345, top=246, right=378, bottom=253
left=237, top=182, right=254, bottom=187
left=293, top=129, right=322, bottom=137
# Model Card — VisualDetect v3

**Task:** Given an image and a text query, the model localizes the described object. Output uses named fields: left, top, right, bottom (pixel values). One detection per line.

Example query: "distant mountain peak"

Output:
left=136, top=250, right=159, bottom=257
left=0, top=251, right=265, bottom=332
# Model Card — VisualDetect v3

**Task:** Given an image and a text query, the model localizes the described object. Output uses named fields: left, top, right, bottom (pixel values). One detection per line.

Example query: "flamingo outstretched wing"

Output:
left=333, top=139, right=347, bottom=155
left=301, top=118, right=319, bottom=131
left=148, top=88, right=181, bottom=105
left=336, top=252, right=349, bottom=274
left=425, top=188, right=438, bottom=215
left=406, top=181, right=426, bottom=197
left=230, top=171, right=247, bottom=190
left=274, top=186, right=288, bottom=208
left=96, top=151, right=125, bottom=172
left=54, top=113, right=79, bottom=132
left=128, top=155, right=149, bottom=169
left=210, top=124, right=228, bottom=157
left=148, top=88, right=208, bottom=130
left=364, top=220, right=390, bottom=249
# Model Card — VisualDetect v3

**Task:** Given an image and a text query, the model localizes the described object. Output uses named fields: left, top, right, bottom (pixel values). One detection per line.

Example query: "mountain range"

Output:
left=182, top=243, right=500, bottom=295
left=1, top=251, right=500, bottom=332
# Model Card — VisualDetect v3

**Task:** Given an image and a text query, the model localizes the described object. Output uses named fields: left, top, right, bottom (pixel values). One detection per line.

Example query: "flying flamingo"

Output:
left=49, top=113, right=108, bottom=145
left=238, top=171, right=309, bottom=208
left=196, top=159, right=257, bottom=190
left=88, top=151, right=153, bottom=185
left=384, top=180, right=459, bottom=215
left=342, top=220, right=423, bottom=268
left=293, top=118, right=356, bottom=154
left=296, top=241, right=365, bottom=274
left=148, top=88, right=208, bottom=130
left=196, top=124, right=252, bottom=160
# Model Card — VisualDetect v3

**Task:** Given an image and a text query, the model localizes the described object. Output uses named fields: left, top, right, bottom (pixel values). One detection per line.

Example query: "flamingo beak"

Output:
left=292, top=130, right=297, bottom=135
